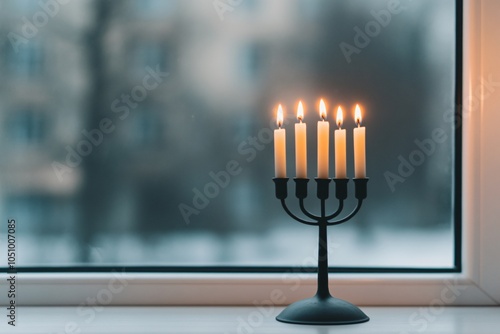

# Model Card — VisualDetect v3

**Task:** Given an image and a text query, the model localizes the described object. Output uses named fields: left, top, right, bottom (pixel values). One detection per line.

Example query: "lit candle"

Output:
left=334, top=106, right=347, bottom=179
left=317, top=99, right=329, bottom=179
left=295, top=101, right=307, bottom=178
left=353, top=104, right=366, bottom=178
left=274, top=104, right=287, bottom=178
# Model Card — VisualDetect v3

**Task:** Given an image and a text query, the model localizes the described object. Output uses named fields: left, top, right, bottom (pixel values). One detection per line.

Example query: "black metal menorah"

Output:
left=273, top=177, right=369, bottom=325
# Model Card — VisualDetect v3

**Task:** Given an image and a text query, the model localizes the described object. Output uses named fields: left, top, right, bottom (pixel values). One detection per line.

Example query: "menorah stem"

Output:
left=317, top=200, right=331, bottom=299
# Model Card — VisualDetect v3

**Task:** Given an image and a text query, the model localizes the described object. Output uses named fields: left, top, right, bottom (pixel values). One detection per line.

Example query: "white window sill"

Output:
left=2, top=306, right=499, bottom=333
left=9, top=272, right=497, bottom=306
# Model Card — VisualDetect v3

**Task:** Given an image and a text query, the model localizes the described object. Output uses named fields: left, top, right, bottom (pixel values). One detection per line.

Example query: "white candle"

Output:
left=274, top=104, right=287, bottom=178
left=353, top=104, right=366, bottom=178
left=334, top=106, right=347, bottom=179
left=295, top=101, right=307, bottom=178
left=317, top=99, right=329, bottom=179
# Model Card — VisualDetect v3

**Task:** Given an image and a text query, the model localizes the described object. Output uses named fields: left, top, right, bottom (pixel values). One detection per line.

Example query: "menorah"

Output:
left=273, top=176, right=369, bottom=325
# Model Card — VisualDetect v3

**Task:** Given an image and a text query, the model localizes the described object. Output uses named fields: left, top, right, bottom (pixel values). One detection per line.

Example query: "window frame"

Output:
left=4, top=0, right=500, bottom=306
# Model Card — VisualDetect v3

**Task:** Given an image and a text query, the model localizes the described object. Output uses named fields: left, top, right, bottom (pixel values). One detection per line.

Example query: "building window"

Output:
left=132, top=110, right=163, bottom=147
left=7, top=109, right=47, bottom=146
left=7, top=42, right=43, bottom=78
left=240, top=43, right=266, bottom=81
left=131, top=42, right=167, bottom=76
left=130, top=0, right=176, bottom=17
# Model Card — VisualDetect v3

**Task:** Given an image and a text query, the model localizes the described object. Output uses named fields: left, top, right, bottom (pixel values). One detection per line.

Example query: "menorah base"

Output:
left=276, top=294, right=369, bottom=325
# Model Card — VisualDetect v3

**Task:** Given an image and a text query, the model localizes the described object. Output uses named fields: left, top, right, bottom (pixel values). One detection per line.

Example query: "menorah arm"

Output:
left=326, top=200, right=363, bottom=226
left=281, top=199, right=318, bottom=226
left=325, top=199, right=344, bottom=220
left=299, top=199, right=321, bottom=220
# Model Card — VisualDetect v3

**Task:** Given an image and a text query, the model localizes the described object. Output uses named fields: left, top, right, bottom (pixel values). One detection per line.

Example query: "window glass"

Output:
left=0, top=0, right=457, bottom=269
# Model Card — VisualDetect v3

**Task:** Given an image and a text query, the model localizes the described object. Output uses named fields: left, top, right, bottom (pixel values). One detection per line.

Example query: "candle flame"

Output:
left=355, top=104, right=362, bottom=126
left=319, top=99, right=327, bottom=120
left=297, top=101, right=304, bottom=122
left=336, top=106, right=343, bottom=128
left=277, top=104, right=284, bottom=128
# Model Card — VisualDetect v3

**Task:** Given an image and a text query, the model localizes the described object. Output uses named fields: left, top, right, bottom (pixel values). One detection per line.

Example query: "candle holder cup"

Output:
left=273, top=177, right=369, bottom=325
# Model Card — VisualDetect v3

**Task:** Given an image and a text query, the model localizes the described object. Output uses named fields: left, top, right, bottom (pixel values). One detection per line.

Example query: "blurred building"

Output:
left=0, top=0, right=319, bottom=262
left=0, top=1, right=91, bottom=239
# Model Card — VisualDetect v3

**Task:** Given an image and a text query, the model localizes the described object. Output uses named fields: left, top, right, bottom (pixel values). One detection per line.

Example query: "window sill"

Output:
left=1, top=306, right=498, bottom=333
left=8, top=272, right=498, bottom=306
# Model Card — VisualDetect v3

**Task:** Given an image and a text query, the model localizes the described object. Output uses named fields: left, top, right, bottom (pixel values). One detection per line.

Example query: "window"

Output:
left=240, top=43, right=267, bottom=82
left=1, top=0, right=457, bottom=267
left=1, top=0, right=458, bottom=268
left=6, top=42, right=43, bottom=78
left=1, top=0, right=499, bottom=307
left=129, top=0, right=176, bottom=18
left=130, top=41, right=167, bottom=77
left=6, top=109, right=47, bottom=146
left=131, top=110, right=163, bottom=147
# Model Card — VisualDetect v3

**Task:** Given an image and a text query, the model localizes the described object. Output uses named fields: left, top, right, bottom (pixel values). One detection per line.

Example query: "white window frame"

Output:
left=8, top=0, right=500, bottom=306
